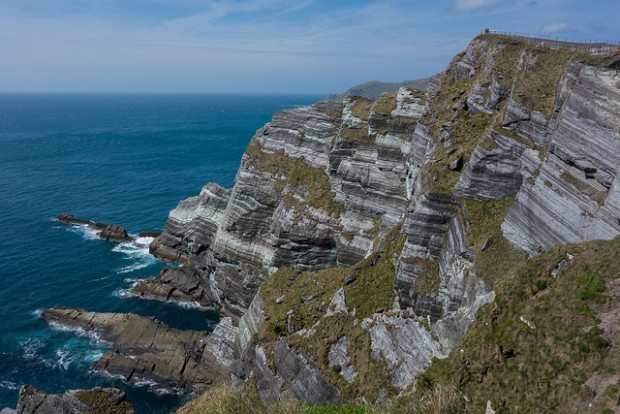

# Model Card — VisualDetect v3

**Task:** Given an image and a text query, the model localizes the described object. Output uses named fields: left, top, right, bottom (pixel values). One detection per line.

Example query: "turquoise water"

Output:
left=0, top=93, right=323, bottom=413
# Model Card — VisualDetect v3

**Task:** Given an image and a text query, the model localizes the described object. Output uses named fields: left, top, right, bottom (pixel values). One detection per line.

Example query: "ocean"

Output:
left=0, top=93, right=323, bottom=413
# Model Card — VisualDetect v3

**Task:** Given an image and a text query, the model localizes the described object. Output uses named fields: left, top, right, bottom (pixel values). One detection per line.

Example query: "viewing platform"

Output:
left=480, top=29, right=620, bottom=55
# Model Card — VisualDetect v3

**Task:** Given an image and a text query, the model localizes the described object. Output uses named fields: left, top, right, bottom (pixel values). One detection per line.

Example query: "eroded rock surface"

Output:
left=42, top=307, right=238, bottom=393
left=1, top=385, right=133, bottom=414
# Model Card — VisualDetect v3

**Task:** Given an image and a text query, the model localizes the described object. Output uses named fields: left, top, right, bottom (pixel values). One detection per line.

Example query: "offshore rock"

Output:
left=1, top=385, right=133, bottom=414
left=131, top=267, right=217, bottom=308
left=57, top=214, right=132, bottom=242
left=41, top=307, right=236, bottom=393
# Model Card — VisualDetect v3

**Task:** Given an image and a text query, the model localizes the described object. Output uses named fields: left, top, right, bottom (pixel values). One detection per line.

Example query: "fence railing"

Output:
left=480, top=29, right=620, bottom=55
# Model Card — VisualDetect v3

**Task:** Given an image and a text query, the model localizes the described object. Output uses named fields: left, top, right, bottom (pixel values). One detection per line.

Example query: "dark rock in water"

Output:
left=99, top=225, right=130, bottom=242
left=1, top=385, right=134, bottom=414
left=131, top=267, right=217, bottom=308
left=57, top=214, right=132, bottom=243
left=137, top=231, right=161, bottom=238
left=41, top=307, right=238, bottom=393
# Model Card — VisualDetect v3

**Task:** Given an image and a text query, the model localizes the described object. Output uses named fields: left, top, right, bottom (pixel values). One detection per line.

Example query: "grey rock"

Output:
left=454, top=132, right=526, bottom=201
left=248, top=342, right=340, bottom=406
left=328, top=336, right=357, bottom=383
left=41, top=307, right=230, bottom=393
left=8, top=385, right=133, bottom=414
left=448, top=156, right=463, bottom=171
left=57, top=214, right=132, bottom=243
left=343, top=276, right=357, bottom=285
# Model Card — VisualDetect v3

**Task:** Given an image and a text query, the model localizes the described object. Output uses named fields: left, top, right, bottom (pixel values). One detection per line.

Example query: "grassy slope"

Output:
left=423, top=236, right=620, bottom=413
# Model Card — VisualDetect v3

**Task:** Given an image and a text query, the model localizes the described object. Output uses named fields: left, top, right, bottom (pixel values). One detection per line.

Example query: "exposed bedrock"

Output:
left=148, top=88, right=429, bottom=316
left=131, top=267, right=218, bottom=308
left=41, top=307, right=239, bottom=393
left=0, top=385, right=134, bottom=414
left=57, top=214, right=134, bottom=243
left=241, top=342, right=340, bottom=406
left=502, top=64, right=620, bottom=254
left=454, top=132, right=526, bottom=201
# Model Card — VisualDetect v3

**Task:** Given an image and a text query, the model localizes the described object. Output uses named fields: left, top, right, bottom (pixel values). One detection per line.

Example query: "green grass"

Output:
left=74, top=389, right=135, bottom=414
left=421, top=236, right=620, bottom=413
left=256, top=225, right=406, bottom=400
left=462, top=197, right=528, bottom=287
left=178, top=383, right=465, bottom=414
left=245, top=142, right=345, bottom=217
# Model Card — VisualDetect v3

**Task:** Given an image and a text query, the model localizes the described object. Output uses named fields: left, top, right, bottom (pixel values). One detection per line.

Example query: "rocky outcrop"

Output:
left=1, top=385, right=133, bottom=414
left=132, top=267, right=217, bottom=308
left=57, top=214, right=133, bottom=242
left=42, top=307, right=238, bottom=393
left=454, top=132, right=526, bottom=201
left=501, top=63, right=620, bottom=254
left=144, top=87, right=428, bottom=316
left=246, top=341, right=340, bottom=405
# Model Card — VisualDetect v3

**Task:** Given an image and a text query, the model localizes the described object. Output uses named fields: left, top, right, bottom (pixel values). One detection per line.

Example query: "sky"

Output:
left=1, top=0, right=619, bottom=94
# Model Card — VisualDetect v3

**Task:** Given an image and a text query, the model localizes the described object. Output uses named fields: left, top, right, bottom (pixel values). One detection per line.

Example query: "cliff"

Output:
left=17, top=33, right=620, bottom=414
left=135, top=34, right=620, bottom=409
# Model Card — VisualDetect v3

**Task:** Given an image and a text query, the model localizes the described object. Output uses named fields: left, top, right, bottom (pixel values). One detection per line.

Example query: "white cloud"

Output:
left=455, top=0, right=504, bottom=11
left=541, top=22, right=569, bottom=34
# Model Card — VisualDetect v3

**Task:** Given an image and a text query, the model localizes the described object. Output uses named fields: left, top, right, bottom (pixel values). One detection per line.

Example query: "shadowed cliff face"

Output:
left=140, top=34, right=620, bottom=403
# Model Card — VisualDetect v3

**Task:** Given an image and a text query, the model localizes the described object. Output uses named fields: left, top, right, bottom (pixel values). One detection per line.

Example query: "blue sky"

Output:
left=1, top=0, right=619, bottom=93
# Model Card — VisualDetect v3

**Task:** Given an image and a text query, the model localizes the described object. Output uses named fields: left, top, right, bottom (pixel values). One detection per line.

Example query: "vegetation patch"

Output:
left=424, top=110, right=492, bottom=194
left=245, top=142, right=344, bottom=217
left=339, top=127, right=371, bottom=145
left=560, top=171, right=608, bottom=205
left=350, top=97, right=372, bottom=121
left=256, top=225, right=406, bottom=400
left=177, top=382, right=465, bottom=414
left=421, top=236, right=620, bottom=413
left=75, top=389, right=135, bottom=414
left=372, top=93, right=397, bottom=117
left=463, top=197, right=528, bottom=287
left=513, top=48, right=577, bottom=118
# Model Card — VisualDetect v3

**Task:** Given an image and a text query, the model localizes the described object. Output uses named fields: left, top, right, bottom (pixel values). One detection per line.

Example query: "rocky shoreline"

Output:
left=8, top=34, right=620, bottom=413
left=41, top=307, right=239, bottom=394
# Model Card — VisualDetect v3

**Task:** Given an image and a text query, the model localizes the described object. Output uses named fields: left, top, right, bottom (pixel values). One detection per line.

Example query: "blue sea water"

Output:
left=0, top=93, right=323, bottom=413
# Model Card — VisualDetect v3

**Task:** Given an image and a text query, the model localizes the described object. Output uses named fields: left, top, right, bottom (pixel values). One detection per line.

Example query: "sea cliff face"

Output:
left=132, top=35, right=620, bottom=405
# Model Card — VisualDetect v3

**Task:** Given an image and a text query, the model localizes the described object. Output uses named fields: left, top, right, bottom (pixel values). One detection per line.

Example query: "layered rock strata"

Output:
left=42, top=307, right=239, bottom=393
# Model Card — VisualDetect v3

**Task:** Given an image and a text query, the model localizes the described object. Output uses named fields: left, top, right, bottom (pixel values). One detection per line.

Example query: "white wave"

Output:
left=0, top=380, right=19, bottom=391
left=48, top=322, right=108, bottom=345
left=113, top=236, right=157, bottom=274
left=67, top=224, right=101, bottom=240
left=84, top=350, right=104, bottom=363
left=173, top=300, right=211, bottom=311
left=112, top=278, right=139, bottom=298
left=31, top=308, right=44, bottom=318
left=55, top=348, right=75, bottom=370
left=20, top=338, right=44, bottom=361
